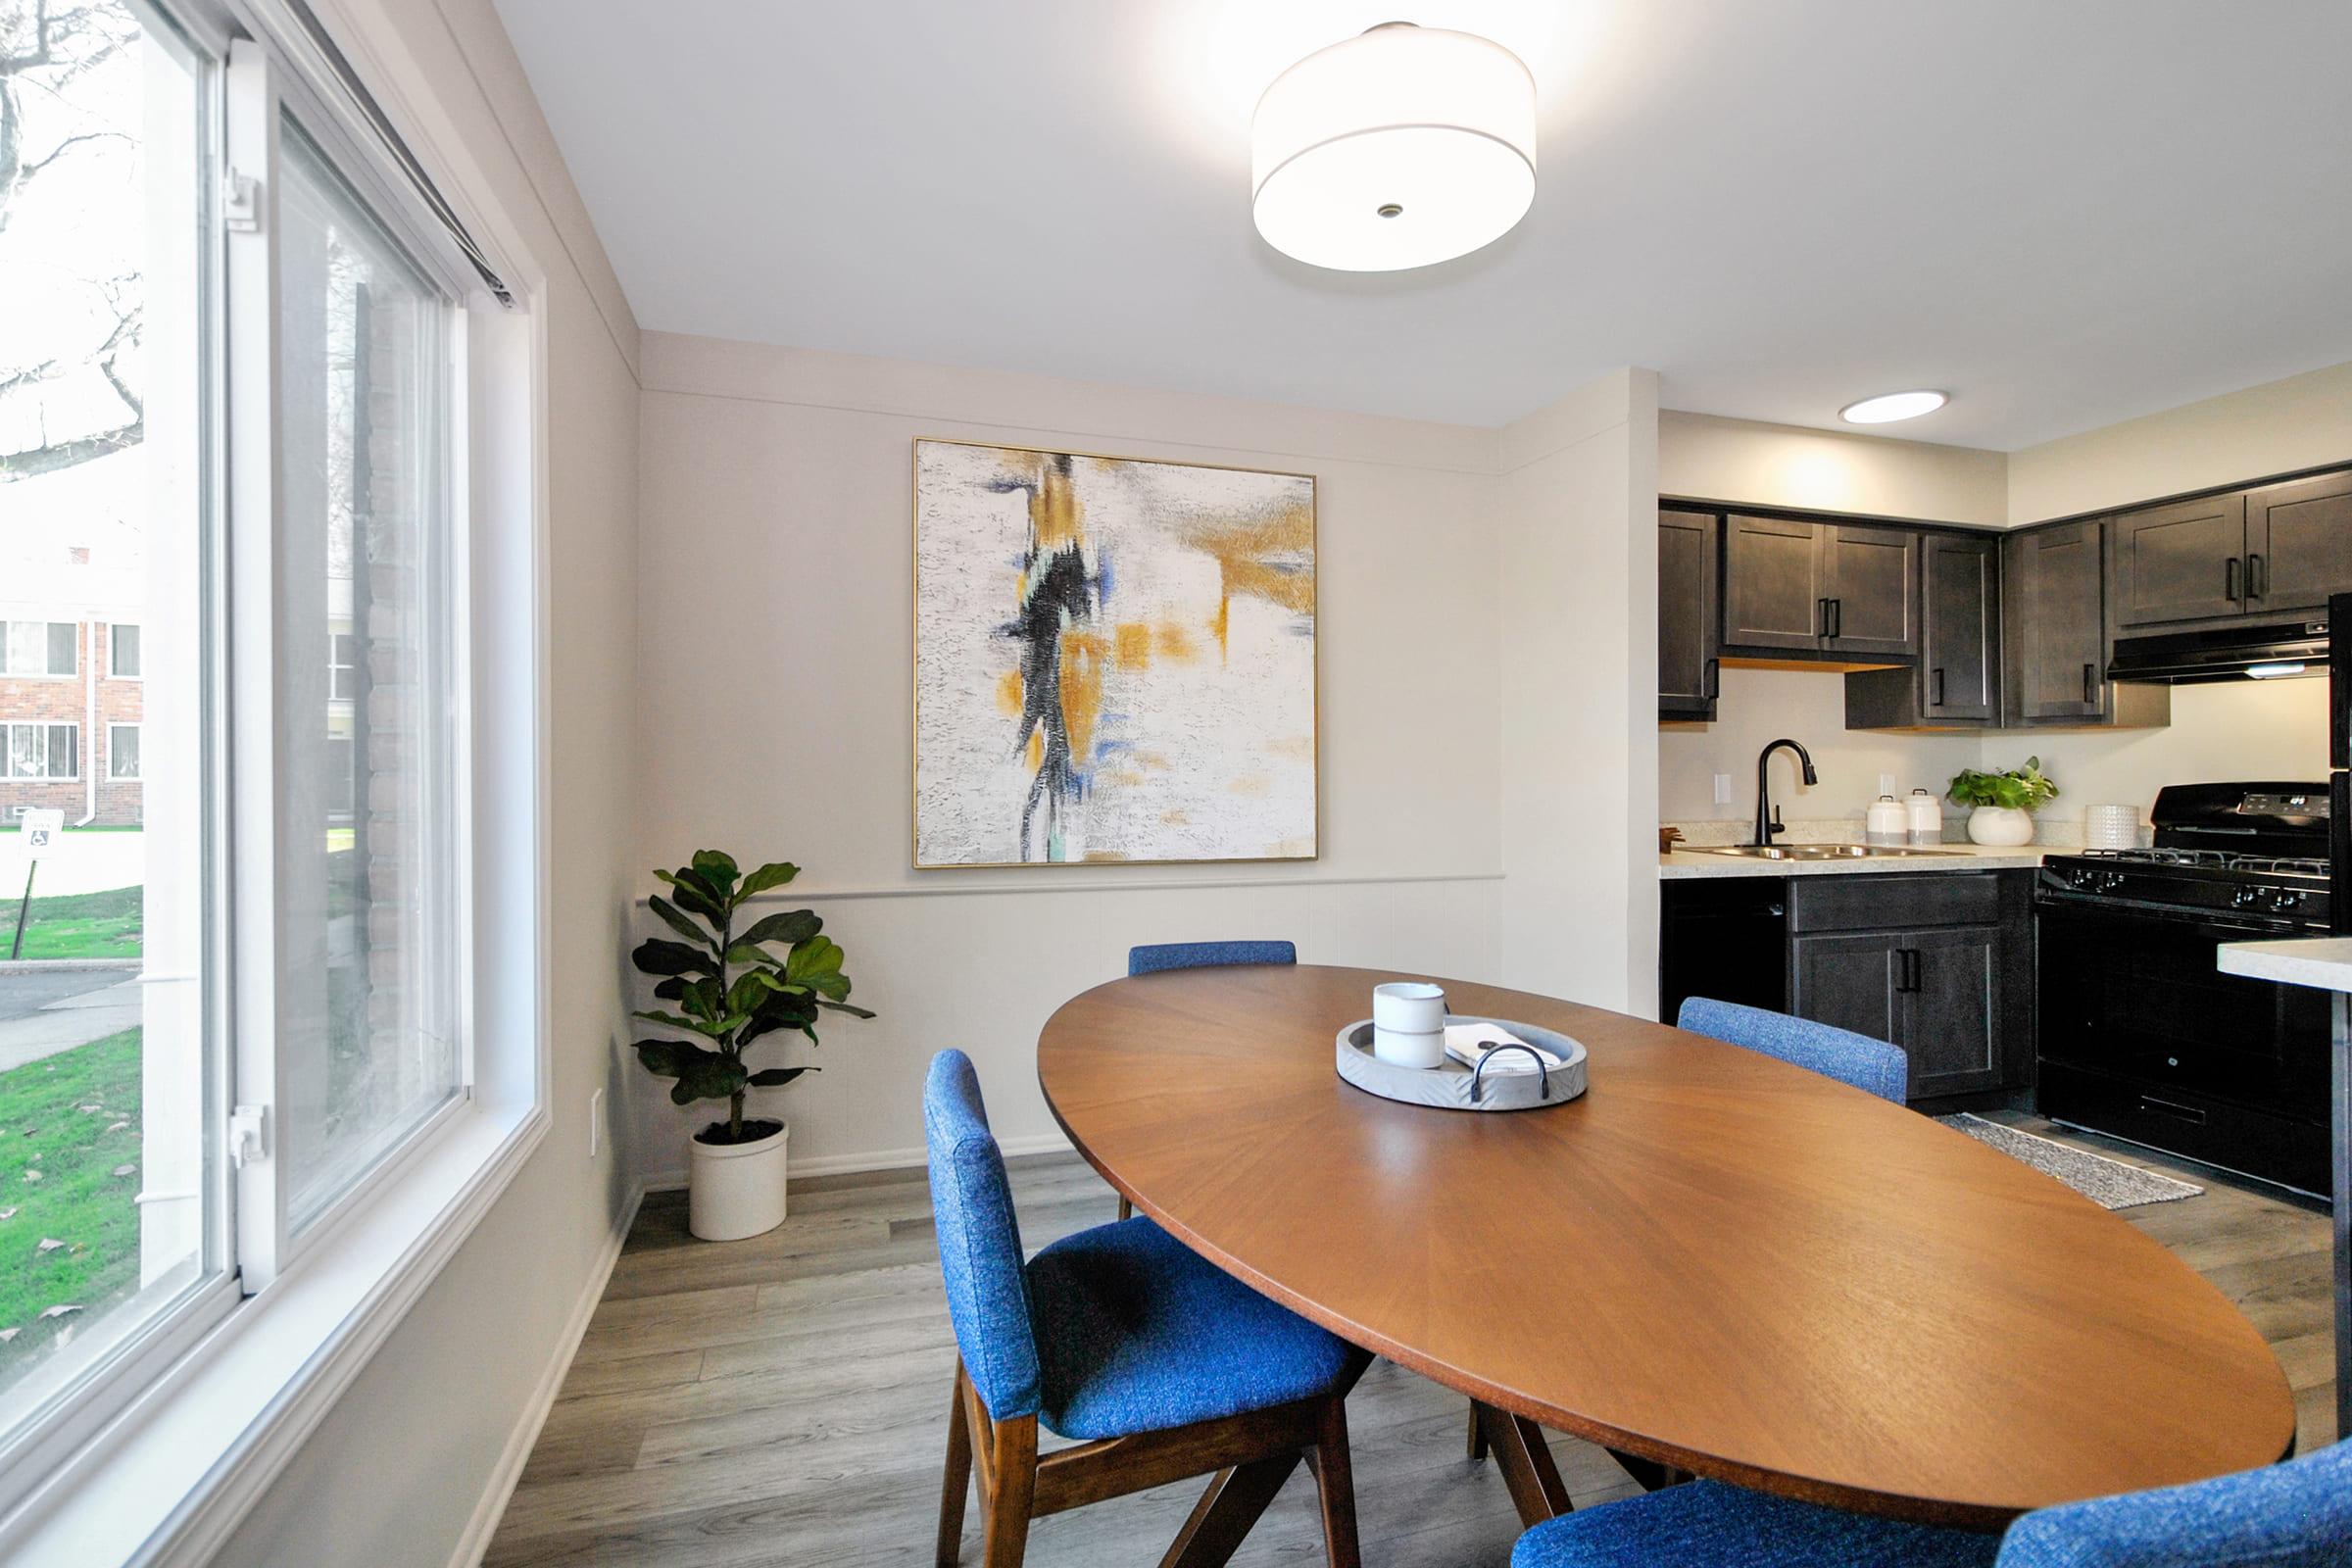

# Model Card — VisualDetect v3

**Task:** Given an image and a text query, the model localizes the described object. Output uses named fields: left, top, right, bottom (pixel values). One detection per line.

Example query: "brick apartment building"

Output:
left=3, top=615, right=145, bottom=827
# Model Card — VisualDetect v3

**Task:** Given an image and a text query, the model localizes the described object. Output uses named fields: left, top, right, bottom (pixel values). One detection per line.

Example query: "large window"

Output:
left=274, top=114, right=460, bottom=1229
left=0, top=0, right=214, bottom=1479
left=0, top=0, right=517, bottom=1530
left=1, top=621, right=78, bottom=675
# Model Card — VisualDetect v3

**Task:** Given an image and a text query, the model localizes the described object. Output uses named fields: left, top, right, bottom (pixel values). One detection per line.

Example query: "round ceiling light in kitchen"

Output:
left=1250, top=23, right=1537, bottom=272
left=1838, top=390, right=1950, bottom=424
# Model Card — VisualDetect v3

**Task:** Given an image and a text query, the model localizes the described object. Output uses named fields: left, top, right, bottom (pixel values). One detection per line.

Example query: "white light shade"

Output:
left=1251, top=24, right=1537, bottom=272
left=1839, top=390, right=1949, bottom=424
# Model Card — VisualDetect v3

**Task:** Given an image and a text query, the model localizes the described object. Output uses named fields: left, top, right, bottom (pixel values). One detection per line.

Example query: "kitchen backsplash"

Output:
left=1661, top=815, right=2139, bottom=850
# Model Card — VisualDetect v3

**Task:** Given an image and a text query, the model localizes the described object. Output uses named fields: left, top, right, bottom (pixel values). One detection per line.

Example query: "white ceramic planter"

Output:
left=1967, top=806, right=2034, bottom=847
left=688, top=1119, right=789, bottom=1241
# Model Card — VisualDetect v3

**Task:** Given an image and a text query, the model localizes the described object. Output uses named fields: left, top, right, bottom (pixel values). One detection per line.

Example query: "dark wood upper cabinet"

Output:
left=1723, top=514, right=1825, bottom=652
left=2114, top=492, right=2249, bottom=627
left=1920, top=533, right=1996, bottom=720
left=1821, top=525, right=1920, bottom=658
left=1658, top=508, right=1720, bottom=719
left=2005, top=520, right=2106, bottom=721
left=2246, top=469, right=2352, bottom=614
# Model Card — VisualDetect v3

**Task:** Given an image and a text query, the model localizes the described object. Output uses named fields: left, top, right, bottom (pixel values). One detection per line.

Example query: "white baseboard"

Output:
left=445, top=1179, right=645, bottom=1568
left=638, top=1129, right=1075, bottom=1194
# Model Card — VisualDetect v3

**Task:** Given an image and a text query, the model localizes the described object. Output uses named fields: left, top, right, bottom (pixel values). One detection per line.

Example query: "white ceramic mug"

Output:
left=1373, top=981, right=1446, bottom=1034
left=1372, top=1025, right=1447, bottom=1069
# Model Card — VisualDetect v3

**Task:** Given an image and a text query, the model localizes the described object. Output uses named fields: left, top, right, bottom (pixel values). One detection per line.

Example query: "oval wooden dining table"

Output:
left=1035, top=963, right=2296, bottom=1540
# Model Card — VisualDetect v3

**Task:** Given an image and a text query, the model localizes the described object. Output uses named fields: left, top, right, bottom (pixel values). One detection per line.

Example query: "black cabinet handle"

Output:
left=2248, top=552, right=2266, bottom=599
left=1896, top=948, right=1920, bottom=993
left=2226, top=557, right=2241, bottom=602
left=1931, top=667, right=1945, bottom=707
left=2082, top=662, right=2096, bottom=704
left=1816, top=598, right=1829, bottom=638
left=1703, top=657, right=1720, bottom=700
left=1830, top=598, right=1843, bottom=639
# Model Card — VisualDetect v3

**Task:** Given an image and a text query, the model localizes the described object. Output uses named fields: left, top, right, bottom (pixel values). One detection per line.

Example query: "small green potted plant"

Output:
left=632, top=853, right=874, bottom=1241
left=1947, top=758, right=2060, bottom=847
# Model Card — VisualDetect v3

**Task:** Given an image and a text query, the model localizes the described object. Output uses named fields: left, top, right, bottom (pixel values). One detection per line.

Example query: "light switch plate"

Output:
left=1712, top=772, right=1733, bottom=806
left=589, top=1088, right=605, bottom=1160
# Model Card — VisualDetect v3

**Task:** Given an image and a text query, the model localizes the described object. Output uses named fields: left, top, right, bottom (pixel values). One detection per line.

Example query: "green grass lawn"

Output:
left=0, top=1029, right=143, bottom=1379
left=6, top=884, right=142, bottom=961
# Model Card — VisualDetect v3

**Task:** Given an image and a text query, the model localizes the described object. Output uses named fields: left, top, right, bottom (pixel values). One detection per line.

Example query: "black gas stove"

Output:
left=2039, top=784, right=2331, bottom=932
left=2035, top=782, right=2332, bottom=1196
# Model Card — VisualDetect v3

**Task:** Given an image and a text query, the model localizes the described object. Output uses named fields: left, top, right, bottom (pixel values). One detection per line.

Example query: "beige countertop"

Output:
left=2217, top=938, right=2352, bottom=993
left=1660, top=843, right=2053, bottom=879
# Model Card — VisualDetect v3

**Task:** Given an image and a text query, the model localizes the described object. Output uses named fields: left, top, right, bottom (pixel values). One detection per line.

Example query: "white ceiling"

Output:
left=491, top=1, right=2352, bottom=451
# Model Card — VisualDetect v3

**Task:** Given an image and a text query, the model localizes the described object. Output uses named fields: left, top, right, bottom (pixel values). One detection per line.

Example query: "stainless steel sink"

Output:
left=1683, top=843, right=1966, bottom=860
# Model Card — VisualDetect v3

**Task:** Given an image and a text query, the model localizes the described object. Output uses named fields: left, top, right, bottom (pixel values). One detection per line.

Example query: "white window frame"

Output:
left=108, top=722, right=142, bottom=779
left=110, top=623, right=144, bottom=681
left=0, top=619, right=81, bottom=679
left=0, top=0, right=551, bottom=1558
left=4, top=720, right=80, bottom=781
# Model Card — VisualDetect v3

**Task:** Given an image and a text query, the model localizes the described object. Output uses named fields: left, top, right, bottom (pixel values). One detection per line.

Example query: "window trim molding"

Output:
left=0, top=1104, right=549, bottom=1568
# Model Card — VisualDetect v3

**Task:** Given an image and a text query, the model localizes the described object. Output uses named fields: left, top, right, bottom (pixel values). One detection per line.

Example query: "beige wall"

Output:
left=1660, top=410, right=2007, bottom=526
left=2006, top=679, right=2328, bottom=827
left=633, top=332, right=1516, bottom=1179
left=1501, top=373, right=1660, bottom=1009
left=215, top=0, right=643, bottom=1564
left=2010, top=361, right=2352, bottom=523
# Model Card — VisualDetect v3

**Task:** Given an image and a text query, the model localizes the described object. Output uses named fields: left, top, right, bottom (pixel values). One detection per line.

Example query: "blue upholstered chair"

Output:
left=1116, top=940, right=1297, bottom=1218
left=1512, top=1439, right=2352, bottom=1567
left=1677, top=996, right=1908, bottom=1103
left=1128, top=939, right=1298, bottom=976
left=925, top=1050, right=1369, bottom=1568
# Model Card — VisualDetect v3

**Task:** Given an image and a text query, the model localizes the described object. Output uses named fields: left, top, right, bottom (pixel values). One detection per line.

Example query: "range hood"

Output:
left=2106, top=618, right=2330, bottom=684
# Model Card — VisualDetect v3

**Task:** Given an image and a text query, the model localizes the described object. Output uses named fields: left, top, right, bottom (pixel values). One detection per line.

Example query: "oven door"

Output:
left=2035, top=894, right=2330, bottom=1118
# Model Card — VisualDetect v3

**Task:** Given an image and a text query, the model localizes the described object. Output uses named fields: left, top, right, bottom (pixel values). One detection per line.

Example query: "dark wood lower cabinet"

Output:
left=1784, top=872, right=2033, bottom=1102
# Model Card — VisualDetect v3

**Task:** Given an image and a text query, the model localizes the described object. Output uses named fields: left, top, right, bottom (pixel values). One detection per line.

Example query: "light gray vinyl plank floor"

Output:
left=485, top=1128, right=2335, bottom=1567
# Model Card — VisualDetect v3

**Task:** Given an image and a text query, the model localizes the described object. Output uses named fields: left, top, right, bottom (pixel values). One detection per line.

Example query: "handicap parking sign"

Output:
left=21, top=808, right=64, bottom=859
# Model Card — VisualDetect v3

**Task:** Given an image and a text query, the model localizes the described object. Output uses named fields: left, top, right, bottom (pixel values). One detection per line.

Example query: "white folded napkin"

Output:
left=1443, top=1022, right=1562, bottom=1074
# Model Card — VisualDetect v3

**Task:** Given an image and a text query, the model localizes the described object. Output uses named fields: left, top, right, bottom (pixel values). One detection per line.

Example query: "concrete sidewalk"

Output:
left=0, top=972, right=143, bottom=1073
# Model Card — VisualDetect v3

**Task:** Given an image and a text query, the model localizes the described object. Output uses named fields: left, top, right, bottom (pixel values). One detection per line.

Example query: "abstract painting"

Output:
left=914, top=439, right=1316, bottom=867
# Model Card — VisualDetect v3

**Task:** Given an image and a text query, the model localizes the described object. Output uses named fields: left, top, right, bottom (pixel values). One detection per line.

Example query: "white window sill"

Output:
left=0, top=1101, right=547, bottom=1568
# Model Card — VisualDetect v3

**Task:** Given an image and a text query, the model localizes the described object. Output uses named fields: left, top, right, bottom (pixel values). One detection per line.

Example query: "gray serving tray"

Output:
left=1334, top=1015, right=1590, bottom=1111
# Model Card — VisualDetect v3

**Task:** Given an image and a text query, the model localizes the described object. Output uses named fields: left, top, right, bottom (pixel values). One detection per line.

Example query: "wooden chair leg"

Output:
left=1465, top=1400, right=1488, bottom=1461
left=1159, top=1453, right=1302, bottom=1568
left=937, top=1362, right=974, bottom=1567
left=1304, top=1395, right=1361, bottom=1568
left=980, top=1412, right=1038, bottom=1568
left=1117, top=1195, right=1133, bottom=1221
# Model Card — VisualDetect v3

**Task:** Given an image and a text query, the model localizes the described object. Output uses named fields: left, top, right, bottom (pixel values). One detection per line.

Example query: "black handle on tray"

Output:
left=1469, top=1044, right=1551, bottom=1103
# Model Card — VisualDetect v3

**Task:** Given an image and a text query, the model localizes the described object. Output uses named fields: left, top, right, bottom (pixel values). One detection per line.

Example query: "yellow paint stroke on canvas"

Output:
left=1187, top=499, right=1314, bottom=663
left=1113, top=622, right=1152, bottom=669
left=995, top=669, right=1024, bottom=716
left=1058, top=628, right=1105, bottom=766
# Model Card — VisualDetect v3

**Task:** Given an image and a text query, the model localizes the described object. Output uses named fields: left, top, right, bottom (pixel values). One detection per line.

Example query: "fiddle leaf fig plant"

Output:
left=631, top=852, right=875, bottom=1144
left=1948, top=757, right=2060, bottom=812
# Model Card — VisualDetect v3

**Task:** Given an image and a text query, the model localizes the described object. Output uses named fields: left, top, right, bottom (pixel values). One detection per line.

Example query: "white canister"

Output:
left=1907, top=788, right=1944, bottom=847
left=1865, top=795, right=1908, bottom=847
left=1371, top=982, right=1447, bottom=1069
left=2082, top=805, right=2140, bottom=851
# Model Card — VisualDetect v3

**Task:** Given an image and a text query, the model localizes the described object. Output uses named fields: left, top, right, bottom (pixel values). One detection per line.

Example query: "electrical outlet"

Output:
left=589, top=1088, right=605, bottom=1160
left=1712, top=772, right=1733, bottom=807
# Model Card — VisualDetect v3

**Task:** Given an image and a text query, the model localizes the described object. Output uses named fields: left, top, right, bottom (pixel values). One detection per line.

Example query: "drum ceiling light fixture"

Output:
left=1250, top=22, right=1537, bottom=272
